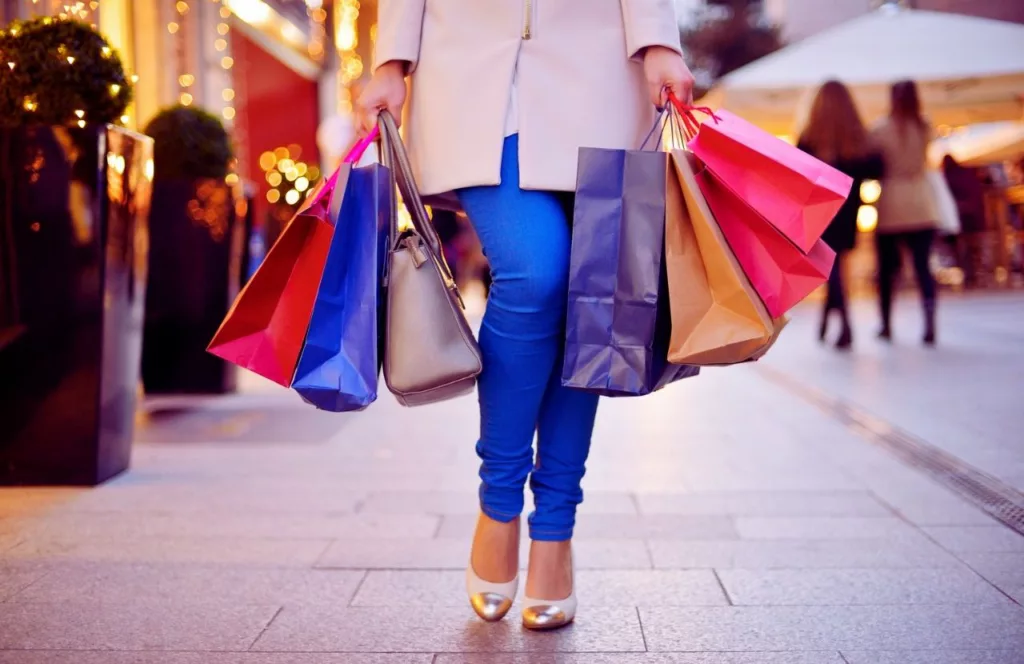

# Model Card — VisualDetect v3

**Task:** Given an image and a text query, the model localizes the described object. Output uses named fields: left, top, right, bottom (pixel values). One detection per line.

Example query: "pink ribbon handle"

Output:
left=343, top=126, right=380, bottom=163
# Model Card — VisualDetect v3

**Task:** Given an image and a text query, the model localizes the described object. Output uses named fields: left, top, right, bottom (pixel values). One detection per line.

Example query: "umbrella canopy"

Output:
left=701, top=5, right=1024, bottom=135
left=931, top=123, right=1024, bottom=166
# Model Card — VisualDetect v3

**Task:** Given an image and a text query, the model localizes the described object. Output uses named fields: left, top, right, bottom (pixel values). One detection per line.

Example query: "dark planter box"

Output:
left=142, top=178, right=245, bottom=395
left=0, top=124, right=153, bottom=486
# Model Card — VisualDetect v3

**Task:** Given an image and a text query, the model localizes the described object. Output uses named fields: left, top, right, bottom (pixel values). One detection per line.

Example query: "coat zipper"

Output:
left=523, top=0, right=532, bottom=39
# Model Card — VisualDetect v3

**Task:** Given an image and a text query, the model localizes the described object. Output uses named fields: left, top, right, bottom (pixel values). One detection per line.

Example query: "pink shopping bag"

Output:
left=685, top=108, right=853, bottom=254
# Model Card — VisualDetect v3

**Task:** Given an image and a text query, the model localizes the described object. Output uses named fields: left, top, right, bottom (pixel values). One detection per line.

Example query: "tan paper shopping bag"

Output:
left=665, top=150, right=784, bottom=365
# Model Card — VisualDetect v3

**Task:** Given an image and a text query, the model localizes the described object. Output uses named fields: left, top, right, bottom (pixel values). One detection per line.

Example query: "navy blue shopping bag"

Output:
left=561, top=147, right=699, bottom=397
left=292, top=161, right=392, bottom=411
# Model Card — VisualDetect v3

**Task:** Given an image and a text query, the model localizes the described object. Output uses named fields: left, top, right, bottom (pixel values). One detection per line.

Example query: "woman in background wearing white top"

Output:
left=871, top=79, right=940, bottom=345
left=357, top=0, right=694, bottom=630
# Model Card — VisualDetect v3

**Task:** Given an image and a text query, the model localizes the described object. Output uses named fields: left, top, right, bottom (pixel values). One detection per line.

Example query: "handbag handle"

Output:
left=378, top=111, right=449, bottom=261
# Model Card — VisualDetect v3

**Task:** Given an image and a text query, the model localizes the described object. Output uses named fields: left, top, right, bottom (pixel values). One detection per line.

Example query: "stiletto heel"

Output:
left=522, top=547, right=576, bottom=631
left=466, top=563, right=519, bottom=622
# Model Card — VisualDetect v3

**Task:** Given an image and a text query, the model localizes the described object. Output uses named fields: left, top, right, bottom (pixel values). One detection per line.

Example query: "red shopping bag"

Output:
left=207, top=129, right=380, bottom=386
left=696, top=168, right=835, bottom=318
left=207, top=213, right=334, bottom=386
left=685, top=108, right=853, bottom=254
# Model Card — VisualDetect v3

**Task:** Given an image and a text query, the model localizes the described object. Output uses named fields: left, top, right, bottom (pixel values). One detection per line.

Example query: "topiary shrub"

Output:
left=144, top=105, right=234, bottom=181
left=0, top=17, right=133, bottom=129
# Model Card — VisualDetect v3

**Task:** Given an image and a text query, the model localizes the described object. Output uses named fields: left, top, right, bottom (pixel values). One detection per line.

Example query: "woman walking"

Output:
left=357, top=0, right=694, bottom=630
left=797, top=80, right=882, bottom=350
left=871, top=80, right=940, bottom=345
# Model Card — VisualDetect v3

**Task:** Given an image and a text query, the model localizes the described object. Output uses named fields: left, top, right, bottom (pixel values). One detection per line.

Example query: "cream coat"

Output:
left=374, top=0, right=682, bottom=197
left=871, top=117, right=940, bottom=233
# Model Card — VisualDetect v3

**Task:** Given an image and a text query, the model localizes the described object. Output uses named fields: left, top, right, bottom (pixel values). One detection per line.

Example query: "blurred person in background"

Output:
left=871, top=80, right=939, bottom=346
left=797, top=80, right=883, bottom=350
left=942, top=154, right=987, bottom=288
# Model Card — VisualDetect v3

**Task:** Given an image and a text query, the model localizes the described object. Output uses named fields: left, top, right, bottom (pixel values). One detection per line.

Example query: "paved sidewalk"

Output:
left=762, top=292, right=1024, bottom=493
left=2, top=302, right=1024, bottom=662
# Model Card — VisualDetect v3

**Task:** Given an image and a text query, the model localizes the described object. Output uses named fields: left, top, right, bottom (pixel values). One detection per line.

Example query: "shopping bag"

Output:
left=686, top=108, right=853, bottom=254
left=207, top=129, right=379, bottom=387
left=927, top=170, right=962, bottom=236
left=562, top=147, right=699, bottom=397
left=696, top=167, right=836, bottom=318
left=206, top=212, right=334, bottom=386
left=666, top=149, right=783, bottom=365
left=291, top=161, right=392, bottom=411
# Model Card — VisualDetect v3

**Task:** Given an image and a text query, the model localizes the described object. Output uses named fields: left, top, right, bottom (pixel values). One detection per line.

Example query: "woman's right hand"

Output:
left=356, top=61, right=408, bottom=135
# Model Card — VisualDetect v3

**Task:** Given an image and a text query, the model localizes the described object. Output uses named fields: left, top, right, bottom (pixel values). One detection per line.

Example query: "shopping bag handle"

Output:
left=639, top=105, right=689, bottom=151
left=666, top=92, right=720, bottom=140
left=343, top=126, right=380, bottom=163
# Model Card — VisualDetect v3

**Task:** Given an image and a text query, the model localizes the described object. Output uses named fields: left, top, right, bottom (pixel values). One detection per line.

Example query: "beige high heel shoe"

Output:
left=521, top=547, right=576, bottom=630
left=466, top=515, right=520, bottom=622
left=466, top=564, right=519, bottom=622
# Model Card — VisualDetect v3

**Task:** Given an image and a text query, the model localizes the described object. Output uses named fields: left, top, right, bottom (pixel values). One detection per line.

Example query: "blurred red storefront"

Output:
left=231, top=28, right=321, bottom=229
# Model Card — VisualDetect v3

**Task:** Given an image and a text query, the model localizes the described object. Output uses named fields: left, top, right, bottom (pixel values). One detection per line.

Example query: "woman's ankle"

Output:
left=471, top=513, right=520, bottom=583
left=525, top=539, right=573, bottom=600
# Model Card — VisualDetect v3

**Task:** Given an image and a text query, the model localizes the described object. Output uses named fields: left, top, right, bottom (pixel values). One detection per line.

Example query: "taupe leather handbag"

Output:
left=378, top=112, right=482, bottom=406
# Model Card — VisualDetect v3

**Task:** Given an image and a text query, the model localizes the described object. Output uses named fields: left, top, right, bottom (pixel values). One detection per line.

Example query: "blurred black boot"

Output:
left=923, top=298, right=936, bottom=346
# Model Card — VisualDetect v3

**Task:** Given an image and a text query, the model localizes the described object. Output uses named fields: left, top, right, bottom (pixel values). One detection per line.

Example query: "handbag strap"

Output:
left=378, top=111, right=446, bottom=258
left=377, top=111, right=458, bottom=288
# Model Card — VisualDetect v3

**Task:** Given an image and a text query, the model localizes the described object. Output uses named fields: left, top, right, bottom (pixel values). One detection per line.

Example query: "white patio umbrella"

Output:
left=700, top=4, right=1024, bottom=135
left=932, top=123, right=1024, bottom=166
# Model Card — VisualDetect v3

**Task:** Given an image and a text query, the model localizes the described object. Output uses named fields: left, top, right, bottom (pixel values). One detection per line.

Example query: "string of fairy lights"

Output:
left=31, top=1, right=98, bottom=23
left=334, top=0, right=361, bottom=114
left=168, top=0, right=235, bottom=125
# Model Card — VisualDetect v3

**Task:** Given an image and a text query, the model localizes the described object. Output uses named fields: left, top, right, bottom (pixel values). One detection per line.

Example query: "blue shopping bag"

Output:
left=292, top=161, right=392, bottom=411
left=561, top=147, right=699, bottom=397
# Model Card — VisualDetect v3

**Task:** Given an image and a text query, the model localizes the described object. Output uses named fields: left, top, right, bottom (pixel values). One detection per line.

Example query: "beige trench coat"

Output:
left=374, top=0, right=682, bottom=197
left=871, top=117, right=940, bottom=233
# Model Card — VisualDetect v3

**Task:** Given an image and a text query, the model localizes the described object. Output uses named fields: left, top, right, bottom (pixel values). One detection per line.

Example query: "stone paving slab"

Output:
left=351, top=570, right=728, bottom=607
left=634, top=491, right=891, bottom=518
left=731, top=517, right=918, bottom=540
left=315, top=538, right=653, bottom=570
left=840, top=652, right=1023, bottom=664
left=0, top=652, right=432, bottom=663
left=0, top=601, right=280, bottom=650
left=4, top=536, right=332, bottom=567
left=647, top=537, right=965, bottom=569
left=956, top=552, right=1024, bottom=604
left=0, top=564, right=46, bottom=602
left=436, top=514, right=739, bottom=540
left=250, top=606, right=645, bottom=653
left=359, top=490, right=639, bottom=516
left=8, top=564, right=366, bottom=605
left=716, top=568, right=1010, bottom=606
left=14, top=513, right=440, bottom=541
left=55, top=484, right=367, bottom=515
left=922, top=526, right=1024, bottom=554
left=639, top=605, right=1024, bottom=651
left=434, top=655, right=846, bottom=664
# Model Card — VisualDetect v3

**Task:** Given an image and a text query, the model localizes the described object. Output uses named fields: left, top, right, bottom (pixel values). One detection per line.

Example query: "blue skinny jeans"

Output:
left=457, top=134, right=600, bottom=542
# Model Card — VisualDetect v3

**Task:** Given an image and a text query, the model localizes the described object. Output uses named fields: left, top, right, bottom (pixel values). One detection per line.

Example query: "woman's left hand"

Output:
left=643, top=46, right=696, bottom=109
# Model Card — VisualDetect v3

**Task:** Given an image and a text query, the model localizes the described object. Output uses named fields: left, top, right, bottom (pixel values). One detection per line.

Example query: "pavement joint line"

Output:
left=346, top=569, right=370, bottom=608
left=711, top=568, right=734, bottom=606
left=756, top=364, right=1024, bottom=538
left=635, top=606, right=649, bottom=652
left=246, top=605, right=285, bottom=652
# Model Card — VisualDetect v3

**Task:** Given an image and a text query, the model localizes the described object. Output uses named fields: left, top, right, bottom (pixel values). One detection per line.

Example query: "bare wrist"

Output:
left=378, top=60, right=409, bottom=77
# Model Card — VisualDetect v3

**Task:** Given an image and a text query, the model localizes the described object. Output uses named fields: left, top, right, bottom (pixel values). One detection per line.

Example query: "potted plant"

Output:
left=141, top=105, right=245, bottom=395
left=0, top=17, right=153, bottom=485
